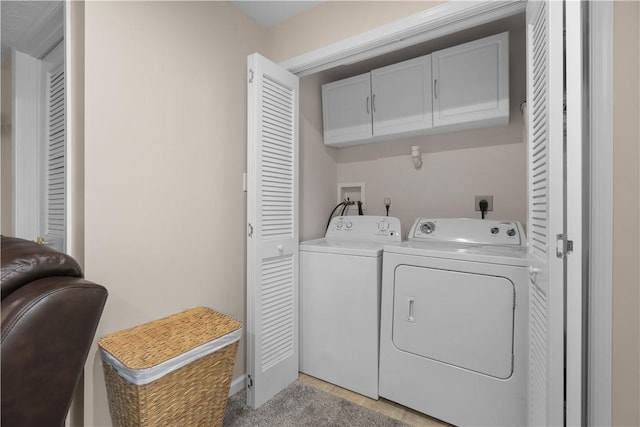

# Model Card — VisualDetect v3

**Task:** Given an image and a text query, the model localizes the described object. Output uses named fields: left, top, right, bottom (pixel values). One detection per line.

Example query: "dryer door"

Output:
left=392, top=265, right=514, bottom=379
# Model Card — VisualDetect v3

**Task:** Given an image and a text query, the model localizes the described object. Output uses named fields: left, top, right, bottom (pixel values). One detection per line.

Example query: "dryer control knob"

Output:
left=420, top=222, right=435, bottom=234
left=507, top=228, right=516, bottom=237
left=491, top=227, right=499, bottom=234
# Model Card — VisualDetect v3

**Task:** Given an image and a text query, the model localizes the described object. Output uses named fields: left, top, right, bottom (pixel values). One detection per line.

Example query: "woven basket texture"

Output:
left=98, top=307, right=242, bottom=427
left=98, top=306, right=242, bottom=369
left=103, top=342, right=238, bottom=427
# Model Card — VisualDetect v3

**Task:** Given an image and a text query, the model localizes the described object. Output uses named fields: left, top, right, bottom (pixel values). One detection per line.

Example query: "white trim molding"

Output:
left=229, top=374, right=246, bottom=397
left=280, top=0, right=526, bottom=76
left=11, top=49, right=44, bottom=241
left=64, top=0, right=76, bottom=259
left=588, top=1, right=613, bottom=426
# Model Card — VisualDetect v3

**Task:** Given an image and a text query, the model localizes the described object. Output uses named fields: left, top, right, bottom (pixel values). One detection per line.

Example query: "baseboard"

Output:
left=229, top=374, right=246, bottom=397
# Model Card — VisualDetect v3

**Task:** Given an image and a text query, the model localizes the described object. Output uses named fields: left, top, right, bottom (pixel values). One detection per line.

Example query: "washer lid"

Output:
left=300, top=238, right=390, bottom=257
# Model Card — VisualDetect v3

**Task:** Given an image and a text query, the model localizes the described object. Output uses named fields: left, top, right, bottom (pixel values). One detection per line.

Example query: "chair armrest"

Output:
left=1, top=235, right=83, bottom=299
left=1, top=277, right=108, bottom=427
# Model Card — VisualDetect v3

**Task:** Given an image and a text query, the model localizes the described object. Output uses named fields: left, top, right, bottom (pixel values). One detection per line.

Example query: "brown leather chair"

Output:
left=1, top=235, right=108, bottom=427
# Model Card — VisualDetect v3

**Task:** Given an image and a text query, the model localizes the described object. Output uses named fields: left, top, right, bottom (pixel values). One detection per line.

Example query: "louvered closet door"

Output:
left=526, top=1, right=565, bottom=425
left=44, top=63, right=66, bottom=252
left=246, top=53, right=299, bottom=409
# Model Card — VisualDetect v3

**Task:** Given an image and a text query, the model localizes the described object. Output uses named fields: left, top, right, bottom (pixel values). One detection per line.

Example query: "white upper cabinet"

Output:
left=371, top=55, right=433, bottom=137
left=321, top=73, right=372, bottom=146
left=432, top=32, right=509, bottom=130
left=322, top=32, right=509, bottom=147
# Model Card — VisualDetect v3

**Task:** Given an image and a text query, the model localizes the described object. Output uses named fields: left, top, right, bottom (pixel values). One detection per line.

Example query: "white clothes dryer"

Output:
left=379, top=218, right=529, bottom=426
left=299, top=215, right=401, bottom=399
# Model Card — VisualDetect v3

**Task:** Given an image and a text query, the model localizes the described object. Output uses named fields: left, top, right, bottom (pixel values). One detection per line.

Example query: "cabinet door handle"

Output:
left=434, top=79, right=438, bottom=99
left=372, top=94, right=376, bottom=113
left=366, top=96, right=370, bottom=114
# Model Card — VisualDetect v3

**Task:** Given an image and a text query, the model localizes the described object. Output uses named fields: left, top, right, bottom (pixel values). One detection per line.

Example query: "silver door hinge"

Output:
left=556, top=234, right=574, bottom=258
left=247, top=374, right=254, bottom=389
left=249, top=69, right=254, bottom=83
left=248, top=223, right=254, bottom=238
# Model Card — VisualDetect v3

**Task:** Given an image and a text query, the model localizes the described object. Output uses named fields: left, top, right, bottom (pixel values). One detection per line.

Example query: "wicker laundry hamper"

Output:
left=98, top=307, right=242, bottom=427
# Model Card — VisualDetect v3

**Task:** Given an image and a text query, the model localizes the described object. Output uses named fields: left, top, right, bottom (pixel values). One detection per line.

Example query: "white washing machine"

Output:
left=299, top=215, right=402, bottom=399
left=379, top=218, right=529, bottom=427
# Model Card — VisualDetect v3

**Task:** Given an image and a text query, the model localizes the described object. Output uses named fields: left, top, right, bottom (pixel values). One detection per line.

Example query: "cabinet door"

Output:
left=322, top=73, right=372, bottom=146
left=371, top=55, right=432, bottom=137
left=432, top=32, right=509, bottom=129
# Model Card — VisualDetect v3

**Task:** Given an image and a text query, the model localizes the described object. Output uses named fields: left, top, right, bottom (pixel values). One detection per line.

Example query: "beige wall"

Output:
left=265, top=1, right=444, bottom=63
left=79, top=1, right=640, bottom=425
left=276, top=4, right=640, bottom=425
left=83, top=2, right=265, bottom=424
left=277, top=4, right=526, bottom=240
left=81, top=2, right=444, bottom=424
left=613, top=2, right=640, bottom=426
left=299, top=73, right=338, bottom=241
left=68, top=0, right=85, bottom=267
left=336, top=19, right=526, bottom=236
left=338, top=142, right=526, bottom=237
left=68, top=2, right=86, bottom=424
left=1, top=56, right=12, bottom=234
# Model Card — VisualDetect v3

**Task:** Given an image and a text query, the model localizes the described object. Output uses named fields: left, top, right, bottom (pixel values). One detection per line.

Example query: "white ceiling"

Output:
left=231, top=1, right=322, bottom=28
left=1, top=0, right=63, bottom=60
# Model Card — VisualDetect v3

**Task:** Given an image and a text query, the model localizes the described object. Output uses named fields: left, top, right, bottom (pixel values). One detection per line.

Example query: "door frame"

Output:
left=278, top=0, right=612, bottom=424
left=588, top=1, right=614, bottom=425
left=64, top=0, right=79, bottom=261
left=9, top=0, right=77, bottom=257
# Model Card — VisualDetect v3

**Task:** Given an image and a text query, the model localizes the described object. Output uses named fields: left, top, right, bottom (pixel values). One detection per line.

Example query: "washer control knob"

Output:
left=346, top=221, right=353, bottom=229
left=491, top=227, right=499, bottom=234
left=420, top=222, right=435, bottom=234
left=336, top=221, right=343, bottom=229
left=378, top=221, right=389, bottom=231
left=507, top=228, right=516, bottom=237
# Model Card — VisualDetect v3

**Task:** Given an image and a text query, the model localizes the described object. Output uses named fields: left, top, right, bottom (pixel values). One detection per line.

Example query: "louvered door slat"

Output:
left=528, top=1, right=549, bottom=259
left=45, top=66, right=66, bottom=247
left=529, top=277, right=548, bottom=425
left=247, top=53, right=299, bottom=409
left=526, top=1, right=566, bottom=425
left=261, top=73, right=295, bottom=241
left=528, top=1, right=549, bottom=424
left=260, top=254, right=294, bottom=370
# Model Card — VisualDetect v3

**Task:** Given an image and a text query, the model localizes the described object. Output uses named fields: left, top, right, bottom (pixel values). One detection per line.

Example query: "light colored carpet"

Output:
left=223, top=381, right=410, bottom=427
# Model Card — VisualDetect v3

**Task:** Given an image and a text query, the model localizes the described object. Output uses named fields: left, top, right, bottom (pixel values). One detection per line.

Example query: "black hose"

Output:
left=357, top=201, right=363, bottom=215
left=326, top=202, right=347, bottom=232
left=341, top=203, right=349, bottom=216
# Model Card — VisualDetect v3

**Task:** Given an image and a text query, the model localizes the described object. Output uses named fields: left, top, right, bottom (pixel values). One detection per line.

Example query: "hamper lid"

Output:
left=98, top=306, right=243, bottom=370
